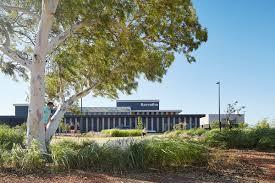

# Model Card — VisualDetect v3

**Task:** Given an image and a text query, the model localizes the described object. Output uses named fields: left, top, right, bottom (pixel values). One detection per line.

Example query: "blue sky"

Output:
left=1, top=0, right=275, bottom=125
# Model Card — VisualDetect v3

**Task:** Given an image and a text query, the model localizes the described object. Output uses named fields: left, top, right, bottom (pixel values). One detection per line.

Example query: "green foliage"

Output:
left=136, top=116, right=143, bottom=130
left=210, top=121, right=220, bottom=129
left=9, top=141, right=45, bottom=172
left=142, top=139, right=208, bottom=169
left=101, top=129, right=142, bottom=137
left=205, top=128, right=275, bottom=150
left=45, top=0, right=208, bottom=101
left=165, top=128, right=207, bottom=137
left=238, top=122, right=248, bottom=128
left=186, top=128, right=207, bottom=136
left=256, top=119, right=270, bottom=129
left=50, top=138, right=209, bottom=172
left=59, top=122, right=70, bottom=133
left=174, top=122, right=187, bottom=130
left=0, top=124, right=24, bottom=150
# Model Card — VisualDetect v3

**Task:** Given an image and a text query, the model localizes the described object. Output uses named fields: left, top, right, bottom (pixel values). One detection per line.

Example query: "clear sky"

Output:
left=0, top=0, right=275, bottom=125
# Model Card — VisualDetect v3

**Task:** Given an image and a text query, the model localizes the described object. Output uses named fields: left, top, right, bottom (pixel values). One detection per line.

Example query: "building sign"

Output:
left=117, top=101, right=159, bottom=110
left=140, top=102, right=158, bottom=107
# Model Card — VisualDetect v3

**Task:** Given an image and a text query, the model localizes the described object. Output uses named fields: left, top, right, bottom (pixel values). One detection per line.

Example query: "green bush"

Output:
left=205, top=128, right=275, bottom=150
left=256, top=119, right=270, bottom=129
left=51, top=138, right=209, bottom=172
left=143, top=139, right=208, bottom=169
left=9, top=141, right=45, bottom=171
left=186, top=128, right=207, bottom=136
left=165, top=128, right=207, bottom=137
left=14, top=123, right=27, bottom=133
left=101, top=129, right=142, bottom=137
left=0, top=124, right=24, bottom=150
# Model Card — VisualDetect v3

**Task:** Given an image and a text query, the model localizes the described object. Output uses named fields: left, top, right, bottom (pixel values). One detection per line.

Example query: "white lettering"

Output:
left=140, top=103, right=159, bottom=107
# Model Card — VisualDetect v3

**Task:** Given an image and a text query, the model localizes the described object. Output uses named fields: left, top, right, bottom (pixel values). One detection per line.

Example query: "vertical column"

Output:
left=134, top=117, right=137, bottom=128
left=162, top=117, right=165, bottom=132
left=118, top=117, right=121, bottom=127
left=194, top=117, right=197, bottom=128
left=75, top=117, right=78, bottom=131
left=167, top=117, right=171, bottom=131
left=189, top=116, right=192, bottom=129
left=129, top=117, right=132, bottom=129
left=112, top=117, right=115, bottom=128
left=86, top=117, right=88, bottom=132
left=146, top=117, right=149, bottom=130
left=183, top=117, right=188, bottom=129
left=108, top=117, right=110, bottom=129
left=151, top=117, right=154, bottom=131
left=124, top=117, right=127, bottom=127
left=173, top=117, right=176, bottom=130
left=157, top=117, right=159, bottom=132
left=96, top=117, right=99, bottom=131
left=91, top=118, right=94, bottom=131
left=102, top=117, right=105, bottom=130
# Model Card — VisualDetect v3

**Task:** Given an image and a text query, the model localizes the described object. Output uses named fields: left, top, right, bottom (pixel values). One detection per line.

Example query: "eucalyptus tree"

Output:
left=0, top=0, right=207, bottom=152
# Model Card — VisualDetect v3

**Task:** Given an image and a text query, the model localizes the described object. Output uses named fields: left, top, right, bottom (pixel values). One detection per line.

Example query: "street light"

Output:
left=216, top=82, right=221, bottom=131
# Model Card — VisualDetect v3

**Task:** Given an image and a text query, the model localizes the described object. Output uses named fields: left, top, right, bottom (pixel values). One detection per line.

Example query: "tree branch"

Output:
left=0, top=5, right=40, bottom=20
left=0, top=46, right=32, bottom=69
left=47, top=21, right=86, bottom=54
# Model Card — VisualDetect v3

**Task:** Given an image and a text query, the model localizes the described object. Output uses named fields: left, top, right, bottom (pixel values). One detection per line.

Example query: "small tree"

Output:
left=256, top=119, right=270, bottom=129
left=225, top=101, right=245, bottom=129
left=136, top=116, right=143, bottom=130
left=238, top=122, right=248, bottom=129
left=174, top=122, right=187, bottom=130
left=211, top=121, right=220, bottom=129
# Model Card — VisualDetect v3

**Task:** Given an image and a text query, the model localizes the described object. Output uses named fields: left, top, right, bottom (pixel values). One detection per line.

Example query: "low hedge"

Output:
left=205, top=128, right=275, bottom=150
left=50, top=138, right=209, bottom=171
left=101, top=129, right=143, bottom=137
left=0, top=124, right=24, bottom=150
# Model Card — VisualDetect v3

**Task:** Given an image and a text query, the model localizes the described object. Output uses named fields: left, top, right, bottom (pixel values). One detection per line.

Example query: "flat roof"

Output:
left=13, top=104, right=29, bottom=106
left=116, top=100, right=159, bottom=102
left=131, top=110, right=182, bottom=113
left=80, top=107, right=131, bottom=113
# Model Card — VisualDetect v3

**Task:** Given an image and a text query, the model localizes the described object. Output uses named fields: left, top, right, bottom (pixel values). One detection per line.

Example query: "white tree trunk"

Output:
left=45, top=104, right=67, bottom=143
left=45, top=86, right=96, bottom=143
left=26, top=0, right=59, bottom=152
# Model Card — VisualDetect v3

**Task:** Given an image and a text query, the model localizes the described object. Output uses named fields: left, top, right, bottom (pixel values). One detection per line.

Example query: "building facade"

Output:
left=64, top=100, right=204, bottom=132
left=200, top=114, right=245, bottom=128
left=0, top=100, right=205, bottom=132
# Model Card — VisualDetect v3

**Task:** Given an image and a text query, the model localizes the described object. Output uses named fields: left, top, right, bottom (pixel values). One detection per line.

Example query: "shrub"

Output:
left=136, top=116, right=143, bottom=130
left=238, top=122, right=249, bottom=128
left=101, top=129, right=142, bottom=137
left=9, top=141, right=45, bottom=171
left=186, top=128, right=207, bottom=136
left=0, top=125, right=24, bottom=150
left=205, top=128, right=275, bottom=150
left=51, top=138, right=209, bottom=172
left=165, top=128, right=207, bottom=137
left=143, top=139, right=208, bottom=169
left=256, top=119, right=270, bottom=129
left=14, top=123, right=27, bottom=133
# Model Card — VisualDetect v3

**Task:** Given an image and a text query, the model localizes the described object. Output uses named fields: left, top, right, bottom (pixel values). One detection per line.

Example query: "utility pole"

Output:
left=216, top=82, right=221, bottom=131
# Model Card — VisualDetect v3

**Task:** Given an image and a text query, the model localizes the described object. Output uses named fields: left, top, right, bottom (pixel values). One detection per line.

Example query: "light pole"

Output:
left=216, top=82, right=221, bottom=131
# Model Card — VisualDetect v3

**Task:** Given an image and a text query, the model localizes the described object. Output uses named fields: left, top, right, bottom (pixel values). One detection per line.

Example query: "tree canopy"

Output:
left=44, top=0, right=208, bottom=102
left=0, top=0, right=207, bottom=148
